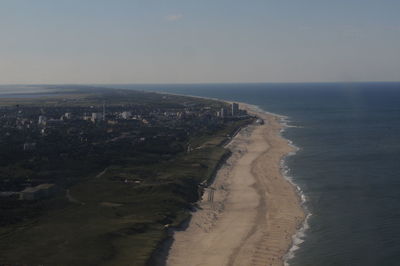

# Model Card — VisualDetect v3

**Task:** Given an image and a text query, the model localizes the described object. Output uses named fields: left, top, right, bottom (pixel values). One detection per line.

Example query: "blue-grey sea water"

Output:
left=1, top=83, right=400, bottom=265
left=109, top=82, right=400, bottom=266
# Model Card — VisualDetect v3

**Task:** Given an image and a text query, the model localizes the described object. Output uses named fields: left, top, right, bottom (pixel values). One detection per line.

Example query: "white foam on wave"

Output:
left=284, top=212, right=312, bottom=265
left=268, top=109, right=310, bottom=266
left=280, top=151, right=311, bottom=266
left=282, top=152, right=311, bottom=264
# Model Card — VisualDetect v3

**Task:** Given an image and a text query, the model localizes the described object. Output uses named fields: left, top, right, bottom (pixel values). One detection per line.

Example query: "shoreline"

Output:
left=244, top=102, right=311, bottom=265
left=164, top=101, right=306, bottom=266
left=239, top=103, right=308, bottom=266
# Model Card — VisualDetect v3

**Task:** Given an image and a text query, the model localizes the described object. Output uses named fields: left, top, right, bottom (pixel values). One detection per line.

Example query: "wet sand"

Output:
left=165, top=105, right=305, bottom=266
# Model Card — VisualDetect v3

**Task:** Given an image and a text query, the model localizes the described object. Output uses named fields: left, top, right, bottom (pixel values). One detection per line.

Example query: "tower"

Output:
left=102, top=101, right=106, bottom=121
left=231, top=103, right=239, bottom=116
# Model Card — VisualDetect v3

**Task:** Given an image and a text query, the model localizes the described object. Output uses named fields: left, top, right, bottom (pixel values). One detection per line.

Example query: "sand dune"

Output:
left=165, top=106, right=305, bottom=266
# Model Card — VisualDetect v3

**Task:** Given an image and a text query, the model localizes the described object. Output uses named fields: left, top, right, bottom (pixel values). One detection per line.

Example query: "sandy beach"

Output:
left=165, top=105, right=305, bottom=266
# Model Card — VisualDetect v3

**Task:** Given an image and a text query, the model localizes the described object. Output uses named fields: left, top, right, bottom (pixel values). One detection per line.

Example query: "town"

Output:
left=0, top=89, right=255, bottom=265
left=0, top=93, right=247, bottom=198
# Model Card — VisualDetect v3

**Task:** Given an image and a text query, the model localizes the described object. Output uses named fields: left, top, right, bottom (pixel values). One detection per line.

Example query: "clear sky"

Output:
left=1, top=0, right=400, bottom=84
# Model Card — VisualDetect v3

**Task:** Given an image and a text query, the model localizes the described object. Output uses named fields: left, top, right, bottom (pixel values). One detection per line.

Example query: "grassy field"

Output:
left=0, top=118, right=252, bottom=265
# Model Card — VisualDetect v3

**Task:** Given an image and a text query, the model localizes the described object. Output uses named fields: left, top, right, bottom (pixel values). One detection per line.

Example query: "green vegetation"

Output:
left=0, top=88, right=252, bottom=265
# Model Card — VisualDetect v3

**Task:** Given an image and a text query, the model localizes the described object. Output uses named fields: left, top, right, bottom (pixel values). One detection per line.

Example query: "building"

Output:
left=219, top=108, right=227, bottom=118
left=83, top=115, right=92, bottom=121
left=121, top=111, right=131, bottom=119
left=19, top=184, right=57, bottom=200
left=38, top=115, right=47, bottom=126
left=231, top=103, right=239, bottom=116
left=63, top=112, right=72, bottom=120
left=91, top=112, right=104, bottom=122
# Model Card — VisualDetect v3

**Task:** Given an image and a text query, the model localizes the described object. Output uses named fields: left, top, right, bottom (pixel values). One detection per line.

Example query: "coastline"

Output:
left=164, top=102, right=306, bottom=266
left=244, top=103, right=311, bottom=266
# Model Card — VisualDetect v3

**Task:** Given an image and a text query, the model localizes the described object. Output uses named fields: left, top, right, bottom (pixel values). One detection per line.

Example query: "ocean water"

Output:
left=109, top=82, right=400, bottom=266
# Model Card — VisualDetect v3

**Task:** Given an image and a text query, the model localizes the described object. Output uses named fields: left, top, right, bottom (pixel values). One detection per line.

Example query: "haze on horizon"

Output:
left=1, top=0, right=400, bottom=84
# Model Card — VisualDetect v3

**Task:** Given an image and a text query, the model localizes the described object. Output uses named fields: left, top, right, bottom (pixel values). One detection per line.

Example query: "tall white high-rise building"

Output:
left=231, top=103, right=239, bottom=116
left=220, top=108, right=227, bottom=118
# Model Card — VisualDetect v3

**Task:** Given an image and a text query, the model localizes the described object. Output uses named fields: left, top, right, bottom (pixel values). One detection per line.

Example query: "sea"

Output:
left=2, top=82, right=400, bottom=265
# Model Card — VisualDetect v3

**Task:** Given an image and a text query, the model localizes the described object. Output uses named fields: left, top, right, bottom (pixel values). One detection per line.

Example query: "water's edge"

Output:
left=162, top=91, right=309, bottom=265
left=241, top=103, right=310, bottom=266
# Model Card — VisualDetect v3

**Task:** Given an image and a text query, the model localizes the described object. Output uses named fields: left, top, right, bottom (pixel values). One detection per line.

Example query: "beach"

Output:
left=165, top=104, right=305, bottom=266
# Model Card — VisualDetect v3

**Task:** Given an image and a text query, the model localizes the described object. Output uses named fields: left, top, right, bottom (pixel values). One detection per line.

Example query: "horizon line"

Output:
left=1, top=81, right=400, bottom=86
